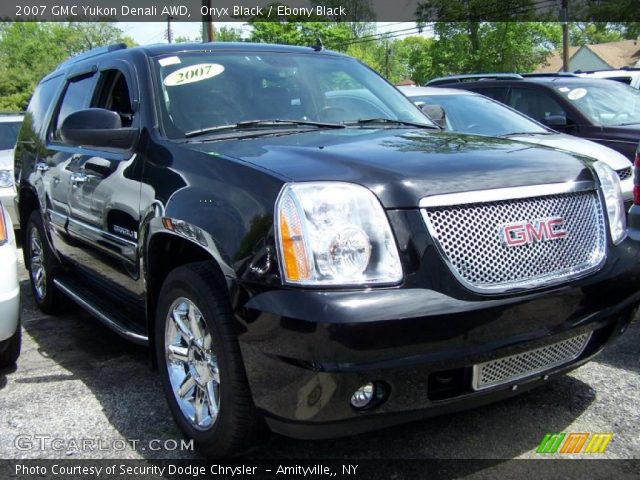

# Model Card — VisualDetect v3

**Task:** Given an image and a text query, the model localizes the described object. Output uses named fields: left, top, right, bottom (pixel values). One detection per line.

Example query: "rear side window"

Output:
left=25, top=75, right=64, bottom=135
left=52, top=74, right=96, bottom=141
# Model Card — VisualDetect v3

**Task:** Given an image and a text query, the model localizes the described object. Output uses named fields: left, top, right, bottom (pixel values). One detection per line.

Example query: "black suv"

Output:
left=15, top=43, right=640, bottom=457
left=427, top=73, right=640, bottom=161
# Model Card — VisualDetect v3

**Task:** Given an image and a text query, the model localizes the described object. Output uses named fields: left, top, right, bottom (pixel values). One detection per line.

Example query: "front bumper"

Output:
left=236, top=246, right=640, bottom=439
left=0, top=243, right=20, bottom=343
left=0, top=187, right=18, bottom=230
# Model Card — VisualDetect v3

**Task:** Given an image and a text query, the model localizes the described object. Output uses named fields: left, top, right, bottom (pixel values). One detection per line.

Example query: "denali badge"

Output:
left=500, top=217, right=567, bottom=247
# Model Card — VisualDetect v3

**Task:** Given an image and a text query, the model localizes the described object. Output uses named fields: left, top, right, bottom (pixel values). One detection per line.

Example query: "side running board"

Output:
left=53, top=277, right=149, bottom=346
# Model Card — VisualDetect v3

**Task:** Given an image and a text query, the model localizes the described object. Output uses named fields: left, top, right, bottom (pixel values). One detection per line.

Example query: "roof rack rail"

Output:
left=575, top=67, right=640, bottom=74
left=55, top=43, right=128, bottom=71
left=520, top=72, right=579, bottom=78
left=426, top=73, right=523, bottom=86
left=0, top=111, right=25, bottom=115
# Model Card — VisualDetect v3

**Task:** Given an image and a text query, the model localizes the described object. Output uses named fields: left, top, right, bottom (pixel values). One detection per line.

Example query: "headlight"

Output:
left=275, top=182, right=402, bottom=286
left=593, top=161, right=626, bottom=244
left=0, top=170, right=13, bottom=188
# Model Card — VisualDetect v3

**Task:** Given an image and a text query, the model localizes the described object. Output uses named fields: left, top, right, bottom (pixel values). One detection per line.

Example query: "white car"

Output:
left=399, top=86, right=633, bottom=203
left=576, top=69, right=640, bottom=90
left=0, top=113, right=24, bottom=229
left=0, top=201, right=20, bottom=367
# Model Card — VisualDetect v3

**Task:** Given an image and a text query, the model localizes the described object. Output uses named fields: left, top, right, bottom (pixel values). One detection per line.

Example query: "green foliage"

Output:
left=429, top=22, right=561, bottom=76
left=0, top=22, right=135, bottom=111
left=216, top=25, right=244, bottom=42
left=249, top=20, right=352, bottom=48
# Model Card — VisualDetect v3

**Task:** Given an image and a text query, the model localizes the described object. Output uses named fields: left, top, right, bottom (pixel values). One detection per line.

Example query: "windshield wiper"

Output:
left=503, top=131, right=556, bottom=136
left=344, top=118, right=439, bottom=129
left=185, top=119, right=345, bottom=138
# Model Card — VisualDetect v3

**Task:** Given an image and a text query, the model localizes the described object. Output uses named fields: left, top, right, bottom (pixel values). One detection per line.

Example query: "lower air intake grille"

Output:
left=472, top=332, right=592, bottom=390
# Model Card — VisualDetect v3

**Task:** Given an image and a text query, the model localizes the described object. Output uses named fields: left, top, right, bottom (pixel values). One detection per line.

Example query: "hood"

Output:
left=508, top=133, right=633, bottom=200
left=508, top=133, right=632, bottom=170
left=0, top=149, right=13, bottom=170
left=190, top=129, right=594, bottom=209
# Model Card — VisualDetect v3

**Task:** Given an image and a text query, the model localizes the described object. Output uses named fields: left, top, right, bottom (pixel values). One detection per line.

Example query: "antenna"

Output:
left=312, top=37, right=324, bottom=52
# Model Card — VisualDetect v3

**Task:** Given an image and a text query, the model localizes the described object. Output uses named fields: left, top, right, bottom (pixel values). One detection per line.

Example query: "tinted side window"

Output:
left=472, top=87, right=508, bottom=103
left=25, top=75, right=64, bottom=135
left=53, top=74, right=96, bottom=140
left=92, top=69, right=135, bottom=127
left=508, top=87, right=567, bottom=123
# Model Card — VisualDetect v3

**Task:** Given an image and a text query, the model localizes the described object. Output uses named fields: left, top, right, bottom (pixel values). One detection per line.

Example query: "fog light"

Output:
left=350, top=382, right=375, bottom=409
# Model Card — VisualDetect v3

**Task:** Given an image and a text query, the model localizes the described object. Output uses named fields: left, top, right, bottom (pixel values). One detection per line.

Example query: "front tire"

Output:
left=26, top=211, right=66, bottom=315
left=155, top=262, right=259, bottom=458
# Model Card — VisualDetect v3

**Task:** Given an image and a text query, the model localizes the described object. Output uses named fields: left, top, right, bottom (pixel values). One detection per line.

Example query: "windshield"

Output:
left=408, top=93, right=549, bottom=136
left=0, top=121, right=22, bottom=150
left=153, top=51, right=434, bottom=138
left=555, top=82, right=640, bottom=126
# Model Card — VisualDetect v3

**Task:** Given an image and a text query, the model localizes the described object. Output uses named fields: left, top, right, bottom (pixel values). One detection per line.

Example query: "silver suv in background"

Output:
left=399, top=86, right=633, bottom=206
left=0, top=113, right=24, bottom=229
left=576, top=68, right=640, bottom=89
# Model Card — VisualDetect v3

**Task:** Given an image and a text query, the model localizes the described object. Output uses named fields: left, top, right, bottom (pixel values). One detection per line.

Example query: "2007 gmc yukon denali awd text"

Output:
left=13, top=42, right=640, bottom=457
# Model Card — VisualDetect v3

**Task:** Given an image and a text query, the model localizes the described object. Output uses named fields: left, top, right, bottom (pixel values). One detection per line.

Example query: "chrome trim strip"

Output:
left=46, top=209, right=138, bottom=249
left=419, top=181, right=595, bottom=208
left=53, top=278, right=148, bottom=345
left=471, top=332, right=592, bottom=391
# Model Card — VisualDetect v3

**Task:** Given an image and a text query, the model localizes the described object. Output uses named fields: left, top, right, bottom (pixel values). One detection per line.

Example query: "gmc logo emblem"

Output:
left=500, top=217, right=568, bottom=247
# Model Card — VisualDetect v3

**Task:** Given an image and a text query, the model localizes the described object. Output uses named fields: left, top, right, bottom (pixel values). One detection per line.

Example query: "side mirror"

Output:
left=60, top=108, right=137, bottom=149
left=543, top=114, right=567, bottom=127
left=421, top=104, right=447, bottom=128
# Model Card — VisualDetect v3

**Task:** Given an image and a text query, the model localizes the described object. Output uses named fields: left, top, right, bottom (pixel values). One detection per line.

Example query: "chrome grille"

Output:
left=422, top=191, right=606, bottom=292
left=472, top=332, right=592, bottom=390
left=617, top=167, right=632, bottom=181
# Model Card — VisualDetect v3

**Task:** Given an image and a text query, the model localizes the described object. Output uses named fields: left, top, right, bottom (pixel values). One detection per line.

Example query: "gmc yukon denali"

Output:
left=14, top=42, right=640, bottom=457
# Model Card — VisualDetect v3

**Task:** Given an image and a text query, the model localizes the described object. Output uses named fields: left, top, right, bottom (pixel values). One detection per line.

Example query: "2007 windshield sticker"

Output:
left=164, top=64, right=224, bottom=86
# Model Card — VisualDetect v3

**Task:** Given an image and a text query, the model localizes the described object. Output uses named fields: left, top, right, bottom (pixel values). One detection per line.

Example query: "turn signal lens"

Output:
left=0, top=206, right=7, bottom=245
left=278, top=193, right=311, bottom=282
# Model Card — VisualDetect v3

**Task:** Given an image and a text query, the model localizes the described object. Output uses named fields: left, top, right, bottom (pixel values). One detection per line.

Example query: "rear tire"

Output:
left=26, top=211, right=67, bottom=314
left=0, top=323, right=21, bottom=368
left=155, top=262, right=260, bottom=458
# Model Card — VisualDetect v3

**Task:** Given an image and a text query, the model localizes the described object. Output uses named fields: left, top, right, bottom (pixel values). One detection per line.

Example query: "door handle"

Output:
left=70, top=172, right=89, bottom=186
left=35, top=162, right=49, bottom=172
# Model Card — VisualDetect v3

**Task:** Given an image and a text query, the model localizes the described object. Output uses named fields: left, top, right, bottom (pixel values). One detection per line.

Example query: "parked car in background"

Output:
left=427, top=74, right=640, bottom=161
left=399, top=85, right=633, bottom=206
left=0, top=113, right=24, bottom=229
left=576, top=68, right=640, bottom=89
left=0, top=201, right=21, bottom=368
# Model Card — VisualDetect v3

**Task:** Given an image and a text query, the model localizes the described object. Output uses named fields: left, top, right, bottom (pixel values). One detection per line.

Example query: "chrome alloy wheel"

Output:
left=29, top=227, right=46, bottom=300
left=165, top=297, right=220, bottom=430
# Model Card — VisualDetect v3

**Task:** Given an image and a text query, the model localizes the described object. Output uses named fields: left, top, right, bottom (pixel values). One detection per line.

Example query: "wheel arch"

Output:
left=144, top=226, right=234, bottom=367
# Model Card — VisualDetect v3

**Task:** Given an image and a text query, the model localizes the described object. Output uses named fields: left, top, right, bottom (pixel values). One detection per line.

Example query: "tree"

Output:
left=216, top=25, right=244, bottom=42
left=0, top=22, right=135, bottom=111
left=249, top=20, right=352, bottom=48
left=428, top=22, right=560, bottom=76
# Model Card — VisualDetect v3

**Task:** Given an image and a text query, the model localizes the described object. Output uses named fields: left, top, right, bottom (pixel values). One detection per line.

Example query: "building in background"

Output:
left=535, top=39, right=640, bottom=73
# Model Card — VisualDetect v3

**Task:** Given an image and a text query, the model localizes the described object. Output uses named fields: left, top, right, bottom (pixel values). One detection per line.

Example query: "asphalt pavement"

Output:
left=1, top=247, right=638, bottom=462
